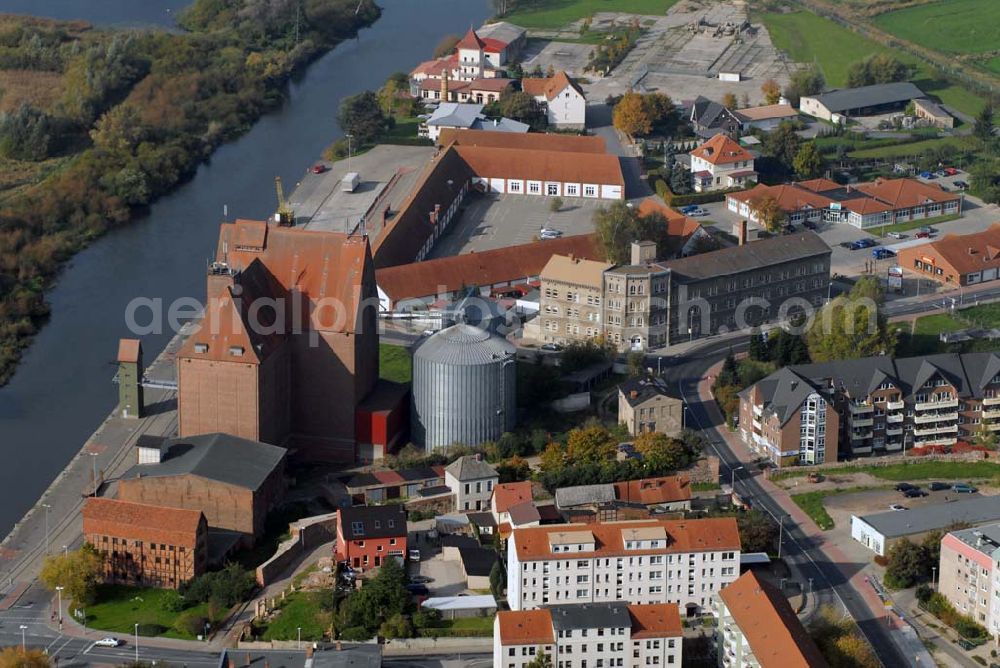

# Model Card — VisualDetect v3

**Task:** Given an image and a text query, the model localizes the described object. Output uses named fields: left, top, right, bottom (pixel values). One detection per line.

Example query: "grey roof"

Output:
left=123, top=433, right=285, bottom=491
left=460, top=546, right=498, bottom=577
left=549, top=602, right=631, bottom=631
left=689, top=96, right=740, bottom=130
left=446, top=455, right=499, bottom=481
left=466, top=511, right=497, bottom=528
left=427, top=102, right=485, bottom=128
left=619, top=377, right=680, bottom=408
left=742, top=367, right=826, bottom=426
left=856, top=495, right=1000, bottom=539
left=219, top=646, right=380, bottom=668
left=508, top=501, right=541, bottom=525
left=807, top=82, right=924, bottom=114
left=470, top=117, right=530, bottom=133
left=914, top=98, right=950, bottom=119
left=477, top=21, right=526, bottom=45
left=949, top=523, right=1000, bottom=559
left=660, top=231, right=830, bottom=282
left=338, top=504, right=407, bottom=540
left=556, top=483, right=616, bottom=509
left=414, top=323, right=515, bottom=365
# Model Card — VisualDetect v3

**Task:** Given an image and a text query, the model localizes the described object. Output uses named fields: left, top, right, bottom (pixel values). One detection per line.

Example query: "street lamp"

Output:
left=41, top=503, right=51, bottom=555
left=932, top=566, right=937, bottom=590
left=777, top=515, right=786, bottom=560
left=730, top=465, right=744, bottom=490
left=134, top=623, right=139, bottom=663
left=19, top=625, right=27, bottom=652
left=55, top=586, right=63, bottom=626
left=297, top=626, right=302, bottom=650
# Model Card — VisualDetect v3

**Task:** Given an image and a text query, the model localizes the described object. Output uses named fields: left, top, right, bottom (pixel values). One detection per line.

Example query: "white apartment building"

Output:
left=494, top=602, right=682, bottom=668
left=522, top=71, right=587, bottom=130
left=507, top=519, right=741, bottom=615
left=444, top=454, right=498, bottom=512
left=939, top=524, right=1000, bottom=636
left=713, top=571, right=828, bottom=667
left=688, top=134, right=756, bottom=193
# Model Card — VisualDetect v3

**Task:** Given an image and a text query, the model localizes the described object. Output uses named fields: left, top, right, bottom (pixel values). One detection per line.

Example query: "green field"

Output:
left=847, top=136, right=971, bottom=159
left=869, top=213, right=961, bottom=237
left=960, top=303, right=1000, bottom=329
left=259, top=590, right=329, bottom=641
left=778, top=460, right=1000, bottom=482
left=83, top=586, right=212, bottom=640
left=379, top=343, right=412, bottom=383
left=874, top=0, right=1000, bottom=56
left=502, top=0, right=678, bottom=29
left=756, top=10, right=984, bottom=115
left=791, top=491, right=835, bottom=530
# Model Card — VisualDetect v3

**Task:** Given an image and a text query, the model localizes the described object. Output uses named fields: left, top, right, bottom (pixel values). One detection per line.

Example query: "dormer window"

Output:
left=194, top=343, right=209, bottom=353
left=351, top=521, right=364, bottom=536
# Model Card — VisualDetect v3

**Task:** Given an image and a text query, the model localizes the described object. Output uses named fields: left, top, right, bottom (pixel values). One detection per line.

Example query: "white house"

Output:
left=444, top=454, right=498, bottom=512
left=688, top=133, right=756, bottom=193
left=494, top=602, right=682, bottom=668
left=521, top=71, right=587, bottom=130
left=422, top=102, right=528, bottom=141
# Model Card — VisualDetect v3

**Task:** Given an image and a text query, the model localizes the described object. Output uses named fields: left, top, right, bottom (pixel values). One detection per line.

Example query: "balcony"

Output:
left=752, top=419, right=762, bottom=430
left=885, top=441, right=903, bottom=451
left=914, top=435, right=956, bottom=447
left=983, top=408, right=1000, bottom=420
left=916, top=398, right=959, bottom=411
left=852, top=417, right=874, bottom=428
left=887, top=400, right=905, bottom=410
left=989, top=422, right=1000, bottom=432
left=850, top=403, right=874, bottom=415
left=852, top=445, right=873, bottom=455
left=984, top=396, right=1000, bottom=407
left=914, top=424, right=959, bottom=437
left=886, top=426, right=903, bottom=436
left=851, top=430, right=873, bottom=441
left=753, top=404, right=763, bottom=417
left=887, top=413, right=904, bottom=423
left=914, top=412, right=958, bottom=424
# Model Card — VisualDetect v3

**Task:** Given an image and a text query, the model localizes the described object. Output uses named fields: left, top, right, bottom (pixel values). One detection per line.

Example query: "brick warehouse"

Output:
left=117, top=433, right=286, bottom=545
left=83, top=498, right=208, bottom=589
left=177, top=220, right=394, bottom=462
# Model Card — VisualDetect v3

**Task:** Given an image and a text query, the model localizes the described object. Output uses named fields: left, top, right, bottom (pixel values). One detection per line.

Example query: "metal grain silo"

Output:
left=411, top=323, right=517, bottom=451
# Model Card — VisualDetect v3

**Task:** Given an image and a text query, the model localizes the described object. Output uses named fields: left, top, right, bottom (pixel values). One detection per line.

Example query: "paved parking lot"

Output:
left=428, top=193, right=604, bottom=258
left=407, top=534, right=472, bottom=597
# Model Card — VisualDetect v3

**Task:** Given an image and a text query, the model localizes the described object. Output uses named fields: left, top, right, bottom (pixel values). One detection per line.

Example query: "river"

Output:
left=0, top=0, right=492, bottom=536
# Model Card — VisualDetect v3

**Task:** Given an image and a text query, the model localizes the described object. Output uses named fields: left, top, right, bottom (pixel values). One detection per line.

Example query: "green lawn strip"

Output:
left=692, top=482, right=721, bottom=492
left=379, top=343, right=412, bottom=383
left=866, top=213, right=961, bottom=237
left=776, top=460, right=1000, bottom=483
left=847, top=136, right=971, bottom=160
left=791, top=491, right=836, bottom=530
left=958, top=303, right=1000, bottom=329
left=914, top=313, right=966, bottom=337
left=259, top=590, right=329, bottom=641
left=84, top=585, right=210, bottom=640
left=873, top=0, right=1000, bottom=56
left=755, top=10, right=984, bottom=116
left=503, top=0, right=678, bottom=30
left=384, top=116, right=421, bottom=140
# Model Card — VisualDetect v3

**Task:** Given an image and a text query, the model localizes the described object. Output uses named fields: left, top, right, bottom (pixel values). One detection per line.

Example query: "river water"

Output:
left=0, top=0, right=491, bottom=535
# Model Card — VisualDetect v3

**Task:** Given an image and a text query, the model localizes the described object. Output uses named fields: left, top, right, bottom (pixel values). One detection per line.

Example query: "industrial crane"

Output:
left=274, top=176, right=294, bottom=226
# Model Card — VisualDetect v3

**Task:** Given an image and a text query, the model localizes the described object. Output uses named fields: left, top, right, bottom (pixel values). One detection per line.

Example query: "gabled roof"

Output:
left=439, top=128, right=606, bottom=153
left=719, top=571, right=829, bottom=668
left=338, top=504, right=407, bottom=540
left=540, top=253, right=613, bottom=289
left=508, top=501, right=542, bottom=526
left=453, top=144, right=625, bottom=187
left=806, top=81, right=923, bottom=113
left=858, top=495, right=1000, bottom=538
left=636, top=198, right=703, bottom=256
left=742, top=367, right=825, bottom=426
left=614, top=476, right=691, bottom=506
left=555, top=483, right=616, bottom=509
left=854, top=177, right=958, bottom=207
left=629, top=603, right=682, bottom=639
left=83, top=498, right=204, bottom=548
left=456, top=27, right=486, bottom=50
left=494, top=481, right=533, bottom=513
left=661, top=231, right=830, bottom=282
left=690, top=133, right=754, bottom=165
left=521, top=71, right=584, bottom=101
left=445, top=455, right=498, bottom=481
left=426, top=102, right=485, bottom=128
left=496, top=609, right=555, bottom=645
left=899, top=224, right=1000, bottom=277
left=122, top=433, right=285, bottom=491
left=619, top=376, right=680, bottom=408
left=735, top=103, right=798, bottom=122
left=688, top=95, right=740, bottom=130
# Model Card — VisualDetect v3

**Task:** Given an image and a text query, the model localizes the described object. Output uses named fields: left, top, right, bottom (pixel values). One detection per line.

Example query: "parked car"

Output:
left=680, top=204, right=700, bottom=214
left=944, top=167, right=959, bottom=176
left=919, top=171, right=936, bottom=179
left=94, top=638, right=123, bottom=648
left=840, top=241, right=856, bottom=249
left=803, top=220, right=818, bottom=230
left=894, top=482, right=915, bottom=492
left=919, top=226, right=934, bottom=234
left=955, top=180, right=969, bottom=190
left=929, top=481, right=952, bottom=491
left=408, top=548, right=421, bottom=562
left=903, top=488, right=928, bottom=498
left=889, top=504, right=908, bottom=511
left=934, top=170, right=947, bottom=178
left=688, top=208, right=709, bottom=217
left=405, top=583, right=429, bottom=596
left=541, top=343, right=562, bottom=352
left=409, top=575, right=434, bottom=584
left=311, top=164, right=327, bottom=174
left=872, top=248, right=896, bottom=260
left=887, top=231, right=906, bottom=239
left=952, top=483, right=978, bottom=494
left=915, top=231, right=930, bottom=239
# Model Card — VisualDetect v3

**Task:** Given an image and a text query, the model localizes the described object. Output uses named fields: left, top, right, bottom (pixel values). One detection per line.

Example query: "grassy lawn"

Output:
left=778, top=460, right=1000, bottom=483
left=847, top=136, right=971, bottom=159
left=756, top=10, right=984, bottom=115
left=791, top=491, right=835, bottom=530
left=868, top=213, right=961, bottom=237
left=502, top=0, right=678, bottom=29
left=914, top=313, right=966, bottom=337
left=84, top=585, right=211, bottom=640
left=692, top=482, right=721, bottom=492
left=380, top=343, right=412, bottom=383
left=384, top=116, right=421, bottom=140
left=259, top=590, right=329, bottom=641
left=959, top=303, right=1000, bottom=329
left=874, top=0, right=1000, bottom=56
left=442, top=616, right=495, bottom=633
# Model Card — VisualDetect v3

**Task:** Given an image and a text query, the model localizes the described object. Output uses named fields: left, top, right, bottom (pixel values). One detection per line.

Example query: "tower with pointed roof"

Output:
left=456, top=26, right=486, bottom=81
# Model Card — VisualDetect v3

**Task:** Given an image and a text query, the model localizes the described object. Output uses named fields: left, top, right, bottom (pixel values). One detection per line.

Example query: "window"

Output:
left=547, top=183, right=559, bottom=195
left=585, top=185, right=597, bottom=197
left=529, top=182, right=541, bottom=194
left=351, top=521, right=364, bottom=536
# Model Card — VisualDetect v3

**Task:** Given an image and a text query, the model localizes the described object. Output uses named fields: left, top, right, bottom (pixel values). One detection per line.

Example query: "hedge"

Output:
left=655, top=181, right=749, bottom=208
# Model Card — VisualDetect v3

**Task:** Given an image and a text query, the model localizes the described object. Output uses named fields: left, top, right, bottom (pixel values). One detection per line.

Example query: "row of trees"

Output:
left=612, top=91, right=678, bottom=139
left=593, top=200, right=677, bottom=264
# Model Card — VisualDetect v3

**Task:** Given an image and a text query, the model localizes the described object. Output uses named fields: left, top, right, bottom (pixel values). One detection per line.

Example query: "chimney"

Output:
left=630, top=390, right=639, bottom=399
left=434, top=203, right=441, bottom=216
left=738, top=219, right=748, bottom=246
left=440, top=70, right=449, bottom=101
left=631, top=240, right=657, bottom=265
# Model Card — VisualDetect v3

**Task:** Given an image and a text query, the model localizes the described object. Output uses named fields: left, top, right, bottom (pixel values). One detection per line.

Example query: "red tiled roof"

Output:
left=614, top=475, right=691, bottom=506
left=719, top=571, right=829, bottom=668
left=83, top=498, right=204, bottom=548
left=376, top=233, right=602, bottom=304
left=521, top=71, right=583, bottom=101
left=456, top=27, right=486, bottom=50
left=690, top=134, right=754, bottom=166
left=496, top=609, right=555, bottom=645
left=482, top=37, right=507, bottom=53
left=796, top=177, right=840, bottom=193
left=854, top=177, right=959, bottom=207
left=899, top=224, right=1000, bottom=276
left=629, top=603, right=682, bottom=639
left=421, top=78, right=513, bottom=94
left=512, top=518, right=740, bottom=561
left=728, top=183, right=833, bottom=212
left=373, top=470, right=405, bottom=485
left=439, top=128, right=606, bottom=153
left=494, top=481, right=533, bottom=513
left=637, top=198, right=703, bottom=255
left=840, top=197, right=894, bottom=215
left=455, top=144, right=624, bottom=187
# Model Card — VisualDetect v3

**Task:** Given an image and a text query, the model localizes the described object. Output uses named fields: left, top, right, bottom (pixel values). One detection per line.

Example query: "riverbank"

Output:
left=0, top=0, right=381, bottom=387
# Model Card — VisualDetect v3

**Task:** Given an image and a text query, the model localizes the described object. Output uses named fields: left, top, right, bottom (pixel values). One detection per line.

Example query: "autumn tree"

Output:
left=539, top=442, right=566, bottom=472
left=433, top=34, right=460, bottom=58
left=884, top=539, right=931, bottom=589
left=40, top=544, right=103, bottom=606
left=525, top=650, right=553, bottom=668
left=721, top=92, right=738, bottom=110
left=642, top=92, right=676, bottom=130
left=749, top=194, right=786, bottom=233
left=613, top=92, right=652, bottom=137
left=633, top=432, right=689, bottom=471
left=0, top=648, right=49, bottom=668
left=806, top=277, right=896, bottom=362
left=761, top=79, right=781, bottom=105
left=974, top=103, right=994, bottom=144
left=737, top=510, right=778, bottom=553
left=793, top=141, right=824, bottom=179
left=809, top=607, right=879, bottom=668
left=566, top=425, right=617, bottom=464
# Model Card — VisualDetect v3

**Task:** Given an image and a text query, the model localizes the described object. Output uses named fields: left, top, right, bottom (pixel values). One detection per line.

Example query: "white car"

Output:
left=888, top=504, right=908, bottom=512
left=408, top=549, right=421, bottom=562
left=94, top=637, right=123, bottom=648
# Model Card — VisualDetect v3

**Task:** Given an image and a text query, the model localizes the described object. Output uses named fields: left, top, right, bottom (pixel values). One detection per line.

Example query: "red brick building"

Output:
left=83, top=498, right=207, bottom=589
left=335, top=505, right=408, bottom=570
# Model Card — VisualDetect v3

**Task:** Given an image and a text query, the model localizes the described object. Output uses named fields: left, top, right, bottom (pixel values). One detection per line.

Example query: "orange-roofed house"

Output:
left=689, top=134, right=756, bottom=193
left=521, top=70, right=587, bottom=129
left=897, top=224, right=1000, bottom=287
left=83, top=498, right=208, bottom=589
left=493, top=602, right=682, bottom=668
left=507, top=518, right=741, bottom=615
left=714, top=571, right=829, bottom=667
left=492, top=481, right=534, bottom=525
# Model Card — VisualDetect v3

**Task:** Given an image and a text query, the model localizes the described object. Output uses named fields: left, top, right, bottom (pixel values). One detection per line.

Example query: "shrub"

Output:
left=174, top=611, right=209, bottom=637
left=159, top=590, right=186, bottom=612
left=136, top=623, right=168, bottom=636
left=915, top=584, right=933, bottom=604
left=655, top=179, right=671, bottom=203
left=339, top=626, right=372, bottom=641
left=873, top=555, right=888, bottom=567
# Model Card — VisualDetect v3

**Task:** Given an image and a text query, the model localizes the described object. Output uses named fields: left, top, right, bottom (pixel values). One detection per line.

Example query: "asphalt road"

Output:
left=658, top=337, right=907, bottom=667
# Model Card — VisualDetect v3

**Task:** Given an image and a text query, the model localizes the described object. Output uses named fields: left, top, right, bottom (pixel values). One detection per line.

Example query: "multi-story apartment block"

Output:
left=689, top=134, right=756, bottom=193
left=83, top=498, right=208, bottom=589
left=940, top=524, right=1000, bottom=635
left=539, top=254, right=613, bottom=346
left=713, top=571, right=828, bottom=668
left=539, top=232, right=831, bottom=353
left=739, top=352, right=1000, bottom=464
left=507, top=519, right=741, bottom=615
left=494, top=602, right=682, bottom=668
